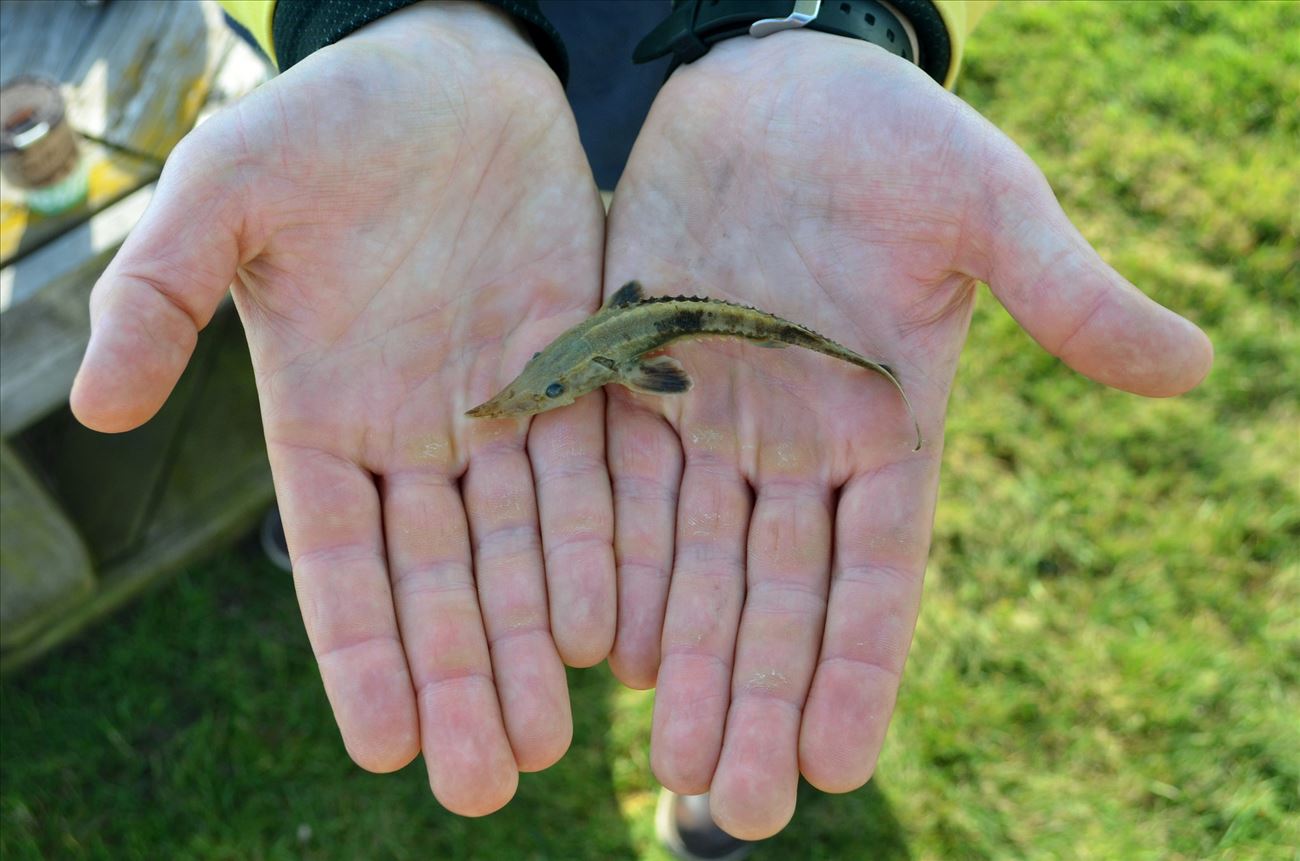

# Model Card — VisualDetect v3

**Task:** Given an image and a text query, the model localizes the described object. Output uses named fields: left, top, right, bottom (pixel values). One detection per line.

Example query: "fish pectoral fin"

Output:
left=621, top=355, right=693, bottom=395
left=604, top=281, right=645, bottom=309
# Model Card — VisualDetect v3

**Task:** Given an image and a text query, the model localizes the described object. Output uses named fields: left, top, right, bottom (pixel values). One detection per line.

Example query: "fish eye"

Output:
left=545, top=382, right=564, bottom=398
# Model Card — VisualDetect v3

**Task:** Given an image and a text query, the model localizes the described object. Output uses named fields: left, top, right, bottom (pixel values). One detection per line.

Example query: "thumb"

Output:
left=977, top=154, right=1213, bottom=397
left=70, top=131, right=246, bottom=433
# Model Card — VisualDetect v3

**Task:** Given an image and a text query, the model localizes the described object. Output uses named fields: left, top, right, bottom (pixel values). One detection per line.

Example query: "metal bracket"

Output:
left=749, top=0, right=822, bottom=38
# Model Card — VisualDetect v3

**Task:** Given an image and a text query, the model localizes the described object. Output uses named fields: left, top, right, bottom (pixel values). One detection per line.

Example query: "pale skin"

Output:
left=604, top=34, right=1210, bottom=838
left=72, top=4, right=612, bottom=815
left=70, top=1, right=1213, bottom=839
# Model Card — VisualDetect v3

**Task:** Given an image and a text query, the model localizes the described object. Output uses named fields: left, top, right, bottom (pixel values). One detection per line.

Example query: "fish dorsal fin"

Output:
left=604, top=281, right=645, bottom=309
left=622, top=355, right=693, bottom=395
left=638, top=293, right=768, bottom=315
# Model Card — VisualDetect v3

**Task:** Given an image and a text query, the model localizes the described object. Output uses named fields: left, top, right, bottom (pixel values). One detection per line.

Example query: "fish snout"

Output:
left=465, top=389, right=513, bottom=418
left=465, top=388, right=541, bottom=419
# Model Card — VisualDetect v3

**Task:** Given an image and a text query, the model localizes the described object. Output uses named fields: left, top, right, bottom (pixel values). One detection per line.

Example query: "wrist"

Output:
left=347, top=2, right=541, bottom=64
left=659, top=23, right=907, bottom=94
left=634, top=0, right=951, bottom=85
left=276, top=0, right=568, bottom=83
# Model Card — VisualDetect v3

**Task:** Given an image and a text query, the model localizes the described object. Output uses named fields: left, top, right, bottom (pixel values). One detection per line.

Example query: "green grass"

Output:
left=3, top=2, right=1297, bottom=858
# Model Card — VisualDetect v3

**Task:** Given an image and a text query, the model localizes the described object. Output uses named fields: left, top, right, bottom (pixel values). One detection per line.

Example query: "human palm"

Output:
left=604, top=35, right=1212, bottom=838
left=71, top=4, right=612, bottom=815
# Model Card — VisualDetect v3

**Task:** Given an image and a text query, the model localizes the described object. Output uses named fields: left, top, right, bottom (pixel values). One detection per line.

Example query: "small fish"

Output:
left=466, top=281, right=922, bottom=450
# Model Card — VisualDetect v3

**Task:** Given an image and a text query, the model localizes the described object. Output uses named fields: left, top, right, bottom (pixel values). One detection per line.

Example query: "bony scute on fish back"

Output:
left=466, top=281, right=923, bottom=450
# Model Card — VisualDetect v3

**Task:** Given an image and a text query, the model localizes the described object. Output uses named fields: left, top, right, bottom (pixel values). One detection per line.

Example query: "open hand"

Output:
left=71, top=2, right=612, bottom=815
left=603, top=33, right=1212, bottom=838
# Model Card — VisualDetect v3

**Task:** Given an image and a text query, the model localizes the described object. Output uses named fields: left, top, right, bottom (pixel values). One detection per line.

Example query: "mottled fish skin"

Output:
left=466, top=281, right=923, bottom=450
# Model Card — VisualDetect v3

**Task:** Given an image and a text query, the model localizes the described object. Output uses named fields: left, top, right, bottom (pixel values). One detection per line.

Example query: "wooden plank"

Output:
left=0, top=0, right=103, bottom=83
left=0, top=439, right=95, bottom=650
left=1, top=0, right=270, bottom=267
left=0, top=309, right=272, bottom=674
left=14, top=308, right=224, bottom=565
left=64, top=0, right=234, bottom=158
left=145, top=308, right=272, bottom=543
left=0, top=2, right=276, bottom=672
left=0, top=182, right=153, bottom=436
left=0, top=7, right=271, bottom=431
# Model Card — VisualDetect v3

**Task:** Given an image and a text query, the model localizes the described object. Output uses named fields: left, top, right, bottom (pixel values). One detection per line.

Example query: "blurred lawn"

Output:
left=3, top=1, right=1297, bottom=859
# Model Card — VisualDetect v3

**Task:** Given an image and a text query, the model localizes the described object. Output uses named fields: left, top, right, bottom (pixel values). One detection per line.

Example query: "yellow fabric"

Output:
left=933, top=0, right=994, bottom=89
left=216, top=0, right=988, bottom=87
left=220, top=0, right=278, bottom=67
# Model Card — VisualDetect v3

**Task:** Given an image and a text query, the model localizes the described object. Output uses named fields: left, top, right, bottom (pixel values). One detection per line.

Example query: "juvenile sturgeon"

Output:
left=466, top=281, right=922, bottom=450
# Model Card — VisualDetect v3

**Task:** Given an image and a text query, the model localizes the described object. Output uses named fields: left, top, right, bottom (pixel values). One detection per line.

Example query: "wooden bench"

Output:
left=1, top=0, right=274, bottom=672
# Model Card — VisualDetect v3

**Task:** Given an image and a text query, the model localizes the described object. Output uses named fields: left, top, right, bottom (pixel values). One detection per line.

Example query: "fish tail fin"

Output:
left=805, top=335, right=924, bottom=451
left=872, top=361, right=924, bottom=452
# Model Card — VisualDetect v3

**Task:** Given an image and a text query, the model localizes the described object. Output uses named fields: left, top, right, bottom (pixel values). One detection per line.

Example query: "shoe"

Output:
left=259, top=504, right=292, bottom=573
left=655, top=789, right=755, bottom=861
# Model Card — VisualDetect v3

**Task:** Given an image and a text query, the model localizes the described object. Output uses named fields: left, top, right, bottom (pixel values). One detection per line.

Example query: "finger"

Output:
left=709, top=480, right=833, bottom=840
left=380, top=467, right=518, bottom=816
left=978, top=150, right=1213, bottom=397
left=651, top=447, right=752, bottom=794
left=606, top=400, right=683, bottom=689
left=799, top=458, right=939, bottom=793
left=462, top=428, right=571, bottom=774
left=71, top=130, right=246, bottom=433
left=528, top=392, right=616, bottom=668
left=269, top=441, right=420, bottom=774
